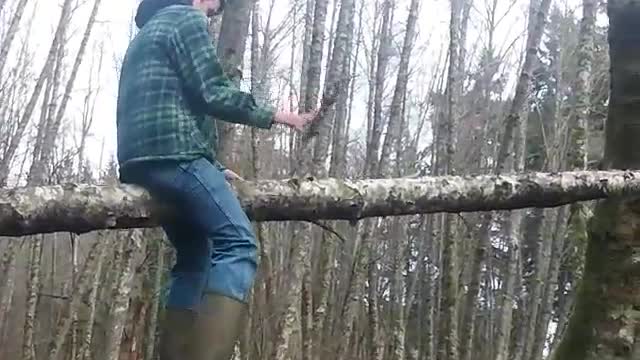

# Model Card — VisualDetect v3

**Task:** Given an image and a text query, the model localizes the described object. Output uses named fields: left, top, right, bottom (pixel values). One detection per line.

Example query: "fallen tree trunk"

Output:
left=1, top=170, right=640, bottom=236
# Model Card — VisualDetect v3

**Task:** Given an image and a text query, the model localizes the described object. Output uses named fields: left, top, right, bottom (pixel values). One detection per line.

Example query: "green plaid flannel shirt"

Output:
left=116, top=5, right=274, bottom=171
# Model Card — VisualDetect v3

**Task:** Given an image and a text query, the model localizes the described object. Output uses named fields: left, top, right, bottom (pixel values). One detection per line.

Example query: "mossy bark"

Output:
left=553, top=0, right=640, bottom=356
left=553, top=199, right=640, bottom=359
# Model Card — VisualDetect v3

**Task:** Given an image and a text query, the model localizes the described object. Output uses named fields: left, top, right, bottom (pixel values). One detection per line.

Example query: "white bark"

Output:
left=0, top=171, right=639, bottom=235
left=102, top=230, right=137, bottom=360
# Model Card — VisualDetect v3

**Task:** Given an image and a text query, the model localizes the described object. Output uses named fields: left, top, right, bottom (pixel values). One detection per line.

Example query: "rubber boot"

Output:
left=158, top=308, right=197, bottom=360
left=191, top=293, right=247, bottom=360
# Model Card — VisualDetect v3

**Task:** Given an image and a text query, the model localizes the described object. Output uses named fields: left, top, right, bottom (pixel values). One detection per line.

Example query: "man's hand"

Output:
left=223, top=169, right=243, bottom=181
left=274, top=111, right=316, bottom=131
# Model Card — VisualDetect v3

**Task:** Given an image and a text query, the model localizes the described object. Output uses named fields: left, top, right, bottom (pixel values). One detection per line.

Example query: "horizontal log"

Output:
left=1, top=170, right=639, bottom=236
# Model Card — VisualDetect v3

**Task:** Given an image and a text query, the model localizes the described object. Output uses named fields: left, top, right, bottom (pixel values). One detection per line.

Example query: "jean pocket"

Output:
left=177, top=157, right=200, bottom=174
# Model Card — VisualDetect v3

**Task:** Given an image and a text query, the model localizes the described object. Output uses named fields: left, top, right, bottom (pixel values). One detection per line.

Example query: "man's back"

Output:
left=117, top=5, right=217, bottom=170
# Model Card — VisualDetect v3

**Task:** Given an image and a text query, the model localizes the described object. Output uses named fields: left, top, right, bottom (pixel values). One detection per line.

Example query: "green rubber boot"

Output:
left=158, top=308, right=197, bottom=360
left=192, top=293, right=247, bottom=360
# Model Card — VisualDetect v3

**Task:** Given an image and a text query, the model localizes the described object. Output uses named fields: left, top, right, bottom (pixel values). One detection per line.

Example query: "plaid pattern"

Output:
left=116, top=5, right=274, bottom=170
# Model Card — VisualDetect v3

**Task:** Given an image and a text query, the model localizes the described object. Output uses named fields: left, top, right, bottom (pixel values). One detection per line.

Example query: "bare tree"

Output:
left=0, top=0, right=74, bottom=186
left=0, top=0, right=30, bottom=77
left=215, top=0, right=256, bottom=165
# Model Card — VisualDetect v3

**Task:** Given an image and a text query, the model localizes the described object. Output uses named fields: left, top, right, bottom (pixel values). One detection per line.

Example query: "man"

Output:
left=116, top=0, right=314, bottom=359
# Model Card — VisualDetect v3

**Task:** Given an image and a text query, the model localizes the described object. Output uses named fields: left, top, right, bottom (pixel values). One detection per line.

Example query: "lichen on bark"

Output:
left=3, top=171, right=640, bottom=236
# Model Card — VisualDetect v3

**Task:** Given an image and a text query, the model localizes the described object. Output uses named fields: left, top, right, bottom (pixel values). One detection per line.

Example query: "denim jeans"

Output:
left=120, top=157, right=258, bottom=310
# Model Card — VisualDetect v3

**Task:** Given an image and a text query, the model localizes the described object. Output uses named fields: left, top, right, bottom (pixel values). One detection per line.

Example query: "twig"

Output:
left=303, top=220, right=347, bottom=244
left=38, top=293, right=70, bottom=301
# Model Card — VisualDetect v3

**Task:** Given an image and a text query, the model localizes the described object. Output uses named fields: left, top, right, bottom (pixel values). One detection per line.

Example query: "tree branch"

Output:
left=1, top=170, right=640, bottom=236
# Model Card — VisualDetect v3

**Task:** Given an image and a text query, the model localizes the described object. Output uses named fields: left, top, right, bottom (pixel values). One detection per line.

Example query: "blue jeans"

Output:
left=120, top=157, right=258, bottom=310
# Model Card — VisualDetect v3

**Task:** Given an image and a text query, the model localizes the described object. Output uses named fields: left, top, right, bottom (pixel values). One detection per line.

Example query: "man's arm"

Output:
left=169, top=8, right=274, bottom=129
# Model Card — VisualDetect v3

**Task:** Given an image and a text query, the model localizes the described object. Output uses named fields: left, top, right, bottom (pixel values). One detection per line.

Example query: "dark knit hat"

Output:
left=134, top=0, right=192, bottom=29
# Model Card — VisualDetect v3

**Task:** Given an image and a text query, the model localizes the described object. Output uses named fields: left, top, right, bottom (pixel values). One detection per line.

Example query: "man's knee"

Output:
left=205, top=222, right=259, bottom=303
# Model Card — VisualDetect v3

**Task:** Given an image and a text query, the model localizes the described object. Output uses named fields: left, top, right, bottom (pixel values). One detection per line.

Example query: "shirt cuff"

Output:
left=250, top=106, right=275, bottom=129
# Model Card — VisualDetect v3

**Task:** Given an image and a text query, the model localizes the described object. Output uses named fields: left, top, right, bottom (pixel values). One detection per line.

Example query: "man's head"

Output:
left=135, top=0, right=225, bottom=29
left=192, top=0, right=225, bottom=17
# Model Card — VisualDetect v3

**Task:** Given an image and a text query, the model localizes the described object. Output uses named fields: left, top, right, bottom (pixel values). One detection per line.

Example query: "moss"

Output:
left=565, top=203, right=591, bottom=278
left=552, top=200, right=617, bottom=360
left=553, top=198, right=640, bottom=359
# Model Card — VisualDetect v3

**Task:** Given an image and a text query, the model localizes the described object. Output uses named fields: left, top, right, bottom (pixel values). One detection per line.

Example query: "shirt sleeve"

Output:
left=169, top=8, right=274, bottom=129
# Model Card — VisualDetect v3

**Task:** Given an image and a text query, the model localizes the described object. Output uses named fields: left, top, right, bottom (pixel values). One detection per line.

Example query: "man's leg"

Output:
left=170, top=158, right=258, bottom=360
left=120, top=161, right=213, bottom=360
left=162, top=219, right=211, bottom=310
left=157, top=219, right=211, bottom=360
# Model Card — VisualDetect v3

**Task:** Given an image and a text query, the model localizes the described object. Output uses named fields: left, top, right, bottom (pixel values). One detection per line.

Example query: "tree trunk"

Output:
left=77, top=235, right=109, bottom=360
left=272, top=229, right=308, bottom=360
left=528, top=1, right=596, bottom=358
left=458, top=2, right=500, bottom=356
left=378, top=0, right=419, bottom=175
left=302, top=0, right=329, bottom=112
left=497, top=74, right=534, bottom=360
left=459, top=214, right=490, bottom=360
left=364, top=0, right=393, bottom=177
left=273, top=0, right=330, bottom=354
left=367, top=225, right=383, bottom=360
left=102, top=231, right=138, bottom=360
left=47, top=237, right=108, bottom=360
left=495, top=0, right=552, bottom=173
left=330, top=0, right=362, bottom=178
left=311, top=0, right=355, bottom=176
left=298, top=0, right=315, bottom=113
left=390, top=219, right=406, bottom=360
left=30, top=0, right=103, bottom=185
left=0, top=240, right=19, bottom=343
left=437, top=0, right=462, bottom=357
left=142, top=239, right=163, bottom=360
left=22, top=236, right=42, bottom=360
left=551, top=0, right=596, bottom=353
left=0, top=0, right=30, bottom=76
left=530, top=206, right=569, bottom=359
left=553, top=0, right=640, bottom=357
left=215, top=0, right=253, bottom=165
left=309, top=0, right=356, bottom=357
left=4, top=171, right=640, bottom=236
left=28, top=66, right=56, bottom=186
left=517, top=208, right=550, bottom=360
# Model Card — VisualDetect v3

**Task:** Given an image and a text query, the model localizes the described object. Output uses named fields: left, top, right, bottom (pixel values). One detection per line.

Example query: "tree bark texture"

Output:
left=215, top=0, right=253, bottom=165
left=302, top=0, right=329, bottom=112
left=311, top=0, right=355, bottom=177
left=378, top=0, right=419, bottom=176
left=437, top=0, right=462, bottom=357
left=77, top=235, right=108, bottom=360
left=494, top=0, right=553, bottom=174
left=364, top=0, right=393, bottom=177
left=102, top=231, right=137, bottom=360
left=553, top=0, right=640, bottom=358
left=47, top=237, right=108, bottom=360
left=2, top=171, right=640, bottom=236
left=22, top=236, right=42, bottom=360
